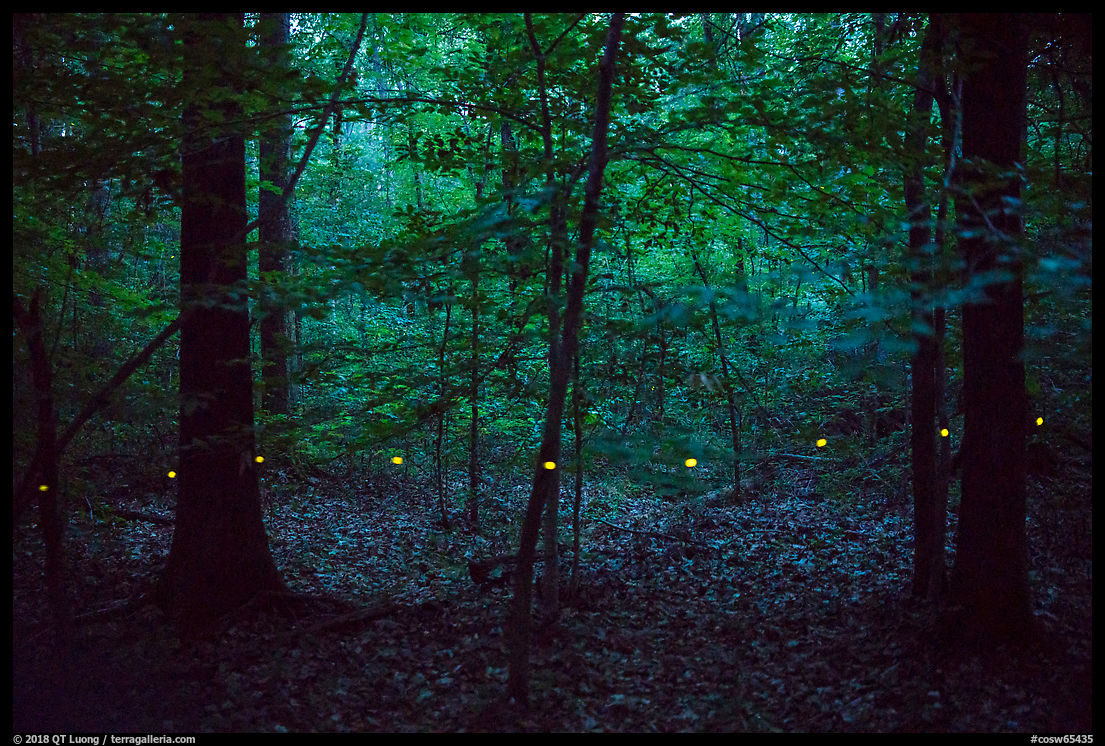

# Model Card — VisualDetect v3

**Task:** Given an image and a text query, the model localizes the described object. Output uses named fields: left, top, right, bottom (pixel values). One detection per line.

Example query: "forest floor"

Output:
left=13, top=453, right=1093, bottom=733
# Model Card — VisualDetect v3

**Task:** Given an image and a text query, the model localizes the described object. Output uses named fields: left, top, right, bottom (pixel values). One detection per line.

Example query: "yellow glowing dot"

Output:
left=167, top=471, right=176, bottom=479
left=1036, top=417, right=1044, bottom=426
left=38, top=484, right=49, bottom=492
left=685, top=458, right=697, bottom=468
left=543, top=461, right=556, bottom=470
left=816, top=438, right=827, bottom=448
left=255, top=455, right=264, bottom=463
left=940, top=428, right=950, bottom=437
left=392, top=456, right=403, bottom=465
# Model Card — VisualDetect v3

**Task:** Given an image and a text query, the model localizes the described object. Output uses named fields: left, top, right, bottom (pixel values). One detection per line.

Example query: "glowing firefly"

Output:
left=543, top=461, right=556, bottom=470
left=167, top=471, right=176, bottom=479
left=685, top=458, right=697, bottom=468
left=940, top=428, right=950, bottom=437
left=392, top=456, right=403, bottom=465
left=816, top=438, right=827, bottom=448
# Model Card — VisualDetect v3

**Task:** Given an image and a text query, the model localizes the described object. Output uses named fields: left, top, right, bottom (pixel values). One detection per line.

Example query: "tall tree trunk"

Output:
left=526, top=12, right=568, bottom=621
left=860, top=13, right=889, bottom=447
left=690, top=247, right=742, bottom=502
left=327, top=33, right=349, bottom=207
left=932, top=52, right=960, bottom=555
left=435, top=301, right=453, bottom=525
left=463, top=122, right=494, bottom=526
left=507, top=12, right=625, bottom=708
left=258, top=12, right=295, bottom=417
left=905, top=15, right=945, bottom=600
left=568, top=352, right=585, bottom=602
left=159, top=13, right=286, bottom=627
left=467, top=264, right=481, bottom=524
left=947, top=12, right=1032, bottom=645
left=499, top=117, right=526, bottom=383
left=13, top=292, right=71, bottom=646
left=696, top=14, right=745, bottom=492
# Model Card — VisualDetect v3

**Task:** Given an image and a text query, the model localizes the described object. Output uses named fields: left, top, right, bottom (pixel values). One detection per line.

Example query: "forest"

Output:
left=12, top=12, right=1092, bottom=733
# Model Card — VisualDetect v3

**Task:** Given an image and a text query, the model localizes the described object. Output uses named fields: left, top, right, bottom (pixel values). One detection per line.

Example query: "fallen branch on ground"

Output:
left=592, top=517, right=709, bottom=547
left=110, top=508, right=174, bottom=526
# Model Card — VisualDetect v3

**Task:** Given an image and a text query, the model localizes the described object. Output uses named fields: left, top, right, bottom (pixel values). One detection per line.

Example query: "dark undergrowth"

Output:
left=12, top=452, right=1091, bottom=733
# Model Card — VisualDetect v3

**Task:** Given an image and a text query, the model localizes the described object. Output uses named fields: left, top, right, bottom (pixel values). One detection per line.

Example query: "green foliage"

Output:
left=10, top=14, right=1093, bottom=734
left=12, top=12, right=1091, bottom=524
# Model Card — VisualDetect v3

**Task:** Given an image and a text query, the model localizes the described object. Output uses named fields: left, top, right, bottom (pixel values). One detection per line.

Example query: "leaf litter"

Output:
left=12, top=462, right=1091, bottom=732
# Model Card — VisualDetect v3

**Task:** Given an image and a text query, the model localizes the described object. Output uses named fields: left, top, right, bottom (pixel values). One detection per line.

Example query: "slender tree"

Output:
left=434, top=301, right=453, bottom=525
left=466, top=253, right=482, bottom=524
left=525, top=11, right=567, bottom=624
left=258, top=12, right=297, bottom=417
left=689, top=244, right=743, bottom=503
left=905, top=15, right=946, bottom=600
left=695, top=15, right=744, bottom=503
left=507, top=12, right=626, bottom=708
left=13, top=292, right=71, bottom=645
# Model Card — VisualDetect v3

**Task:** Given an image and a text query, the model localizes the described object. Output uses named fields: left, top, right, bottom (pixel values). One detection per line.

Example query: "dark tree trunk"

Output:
left=160, top=13, right=286, bottom=628
left=689, top=25, right=743, bottom=500
left=258, top=12, right=295, bottom=417
left=13, top=292, right=71, bottom=645
left=507, top=12, right=625, bottom=708
left=467, top=265, right=481, bottom=524
left=568, top=352, right=585, bottom=601
left=905, top=15, right=946, bottom=600
left=435, top=301, right=453, bottom=525
left=947, top=12, right=1032, bottom=644
left=526, top=12, right=568, bottom=619
left=499, top=117, right=527, bottom=383
left=690, top=247, right=743, bottom=502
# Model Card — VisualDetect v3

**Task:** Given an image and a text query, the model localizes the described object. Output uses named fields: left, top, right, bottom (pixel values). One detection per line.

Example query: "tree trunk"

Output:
left=258, top=12, right=295, bottom=417
left=506, top=12, right=625, bottom=708
left=435, top=301, right=453, bottom=525
left=160, top=13, right=286, bottom=628
left=568, top=353, right=585, bottom=601
left=689, top=243, right=743, bottom=501
left=905, top=15, right=946, bottom=600
left=947, top=12, right=1033, bottom=645
left=467, top=263, right=481, bottom=524
left=500, top=116, right=526, bottom=383
left=526, top=12, right=568, bottom=620
left=13, top=292, right=71, bottom=645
